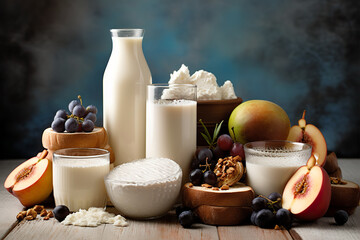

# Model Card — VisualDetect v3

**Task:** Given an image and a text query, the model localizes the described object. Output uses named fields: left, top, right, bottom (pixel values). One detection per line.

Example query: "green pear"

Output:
left=228, top=100, right=290, bottom=144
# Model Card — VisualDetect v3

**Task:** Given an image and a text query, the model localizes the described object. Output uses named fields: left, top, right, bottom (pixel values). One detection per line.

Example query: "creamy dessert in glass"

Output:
left=53, top=148, right=110, bottom=212
left=244, top=140, right=312, bottom=196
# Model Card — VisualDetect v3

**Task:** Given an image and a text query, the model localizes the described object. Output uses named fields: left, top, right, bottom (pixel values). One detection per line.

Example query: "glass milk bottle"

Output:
left=103, top=29, right=152, bottom=166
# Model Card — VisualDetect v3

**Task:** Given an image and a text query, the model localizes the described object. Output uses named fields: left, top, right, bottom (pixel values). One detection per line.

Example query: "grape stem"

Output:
left=199, top=157, right=212, bottom=172
left=258, top=195, right=281, bottom=213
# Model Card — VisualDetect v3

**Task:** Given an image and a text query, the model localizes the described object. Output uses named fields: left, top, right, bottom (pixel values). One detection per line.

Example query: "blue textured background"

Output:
left=1, top=0, right=359, bottom=158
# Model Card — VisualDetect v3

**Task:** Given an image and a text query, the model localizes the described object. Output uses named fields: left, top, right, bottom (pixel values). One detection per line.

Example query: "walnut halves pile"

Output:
left=214, top=155, right=244, bottom=187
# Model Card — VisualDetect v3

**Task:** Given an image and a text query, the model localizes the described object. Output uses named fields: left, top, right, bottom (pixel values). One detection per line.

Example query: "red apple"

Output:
left=287, top=110, right=327, bottom=166
left=282, top=154, right=331, bottom=221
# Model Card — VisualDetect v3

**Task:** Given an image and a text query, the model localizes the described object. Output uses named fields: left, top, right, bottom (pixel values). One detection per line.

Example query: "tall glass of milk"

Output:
left=53, top=148, right=110, bottom=212
left=146, top=84, right=197, bottom=185
left=103, top=29, right=152, bottom=167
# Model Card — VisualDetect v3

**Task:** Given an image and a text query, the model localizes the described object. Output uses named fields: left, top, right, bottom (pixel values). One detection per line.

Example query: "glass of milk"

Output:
left=244, top=140, right=312, bottom=197
left=146, top=84, right=197, bottom=186
left=53, top=148, right=110, bottom=212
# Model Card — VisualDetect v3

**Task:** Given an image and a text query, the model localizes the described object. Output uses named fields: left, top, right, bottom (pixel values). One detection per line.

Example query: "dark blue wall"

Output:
left=1, top=0, right=359, bottom=158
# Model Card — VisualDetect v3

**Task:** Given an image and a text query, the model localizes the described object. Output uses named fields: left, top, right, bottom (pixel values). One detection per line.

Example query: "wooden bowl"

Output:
left=197, top=98, right=243, bottom=146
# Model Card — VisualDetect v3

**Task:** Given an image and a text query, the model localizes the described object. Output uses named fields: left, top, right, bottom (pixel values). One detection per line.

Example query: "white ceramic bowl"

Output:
left=105, top=158, right=182, bottom=219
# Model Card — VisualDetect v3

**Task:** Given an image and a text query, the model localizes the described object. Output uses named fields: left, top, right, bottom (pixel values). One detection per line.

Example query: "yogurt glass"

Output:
left=53, top=148, right=110, bottom=212
left=244, top=140, right=312, bottom=196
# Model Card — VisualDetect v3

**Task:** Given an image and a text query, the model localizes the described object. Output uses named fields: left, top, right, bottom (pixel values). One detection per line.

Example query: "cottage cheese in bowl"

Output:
left=105, top=158, right=182, bottom=219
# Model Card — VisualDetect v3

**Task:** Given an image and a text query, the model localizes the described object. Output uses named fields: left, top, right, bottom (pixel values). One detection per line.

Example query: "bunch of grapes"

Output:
left=51, top=96, right=98, bottom=133
left=189, top=133, right=245, bottom=186
left=250, top=192, right=293, bottom=229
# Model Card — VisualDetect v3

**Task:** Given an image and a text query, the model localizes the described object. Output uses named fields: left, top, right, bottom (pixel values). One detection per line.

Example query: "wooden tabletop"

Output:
left=1, top=159, right=359, bottom=240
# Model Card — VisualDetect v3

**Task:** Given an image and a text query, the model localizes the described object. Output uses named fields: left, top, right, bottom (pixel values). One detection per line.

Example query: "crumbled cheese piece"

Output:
left=169, top=64, right=191, bottom=84
left=189, top=70, right=222, bottom=100
left=166, top=65, right=237, bottom=100
left=220, top=80, right=237, bottom=99
left=61, top=207, right=128, bottom=227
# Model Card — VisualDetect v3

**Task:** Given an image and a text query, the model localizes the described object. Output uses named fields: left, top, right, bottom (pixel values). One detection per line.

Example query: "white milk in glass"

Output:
left=103, top=29, right=151, bottom=166
left=53, top=158, right=109, bottom=212
left=246, top=153, right=311, bottom=196
left=146, top=99, right=197, bottom=184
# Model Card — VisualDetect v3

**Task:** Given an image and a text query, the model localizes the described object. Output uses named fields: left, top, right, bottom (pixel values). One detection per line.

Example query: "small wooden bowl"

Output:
left=197, top=98, right=243, bottom=146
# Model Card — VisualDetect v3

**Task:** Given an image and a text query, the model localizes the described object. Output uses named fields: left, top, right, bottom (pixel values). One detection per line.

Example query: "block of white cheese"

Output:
left=105, top=158, right=182, bottom=219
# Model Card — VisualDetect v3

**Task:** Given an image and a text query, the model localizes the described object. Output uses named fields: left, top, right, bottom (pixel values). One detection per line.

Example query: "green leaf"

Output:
left=212, top=120, right=224, bottom=143
left=199, top=119, right=211, bottom=140
left=200, top=132, right=212, bottom=146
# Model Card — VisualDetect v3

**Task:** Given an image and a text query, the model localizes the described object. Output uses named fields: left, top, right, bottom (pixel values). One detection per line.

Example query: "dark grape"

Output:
left=68, top=100, right=80, bottom=113
left=65, top=118, right=78, bottom=133
left=252, top=197, right=268, bottom=212
left=82, top=119, right=95, bottom=132
left=203, top=170, right=217, bottom=186
left=178, top=210, right=194, bottom=228
left=276, top=208, right=292, bottom=229
left=230, top=142, right=245, bottom=159
left=217, top=134, right=233, bottom=151
left=190, top=157, right=201, bottom=170
left=197, top=148, right=213, bottom=165
left=54, top=109, right=68, bottom=120
left=51, top=118, right=65, bottom=132
left=255, top=209, right=275, bottom=229
left=175, top=205, right=190, bottom=217
left=53, top=205, right=70, bottom=222
left=73, top=105, right=86, bottom=118
left=86, top=105, right=98, bottom=114
left=212, top=145, right=226, bottom=159
left=189, top=169, right=203, bottom=186
left=334, top=210, right=348, bottom=225
left=268, top=192, right=282, bottom=202
left=250, top=211, right=257, bottom=225
left=84, top=112, right=97, bottom=123
left=268, top=192, right=282, bottom=210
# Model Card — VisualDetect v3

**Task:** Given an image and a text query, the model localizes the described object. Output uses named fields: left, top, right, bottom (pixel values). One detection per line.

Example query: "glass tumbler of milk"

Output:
left=53, top=148, right=110, bottom=212
left=146, top=84, right=197, bottom=185
left=244, top=140, right=312, bottom=197
left=103, top=29, right=152, bottom=167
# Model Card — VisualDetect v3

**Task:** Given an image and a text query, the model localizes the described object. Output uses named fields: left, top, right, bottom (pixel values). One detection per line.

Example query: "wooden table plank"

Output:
left=218, top=225, right=293, bottom=240
left=0, top=160, right=26, bottom=239
left=290, top=208, right=360, bottom=240
left=5, top=211, right=219, bottom=240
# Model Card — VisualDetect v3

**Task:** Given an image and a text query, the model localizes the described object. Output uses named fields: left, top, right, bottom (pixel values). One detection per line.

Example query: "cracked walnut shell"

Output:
left=214, top=155, right=244, bottom=187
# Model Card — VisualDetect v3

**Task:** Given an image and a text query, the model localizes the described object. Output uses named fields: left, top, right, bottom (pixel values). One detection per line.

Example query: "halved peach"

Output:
left=4, top=150, right=52, bottom=207
left=282, top=154, right=331, bottom=221
left=287, top=110, right=327, bottom=166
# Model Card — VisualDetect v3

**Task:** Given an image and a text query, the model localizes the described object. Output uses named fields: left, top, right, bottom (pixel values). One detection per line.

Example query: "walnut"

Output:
left=24, top=215, right=35, bottom=221
left=16, top=212, right=26, bottom=221
left=214, top=156, right=244, bottom=187
left=47, top=211, right=54, bottom=218
left=40, top=209, right=48, bottom=217
left=33, top=205, right=44, bottom=214
left=26, top=209, right=37, bottom=219
left=201, top=183, right=212, bottom=188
